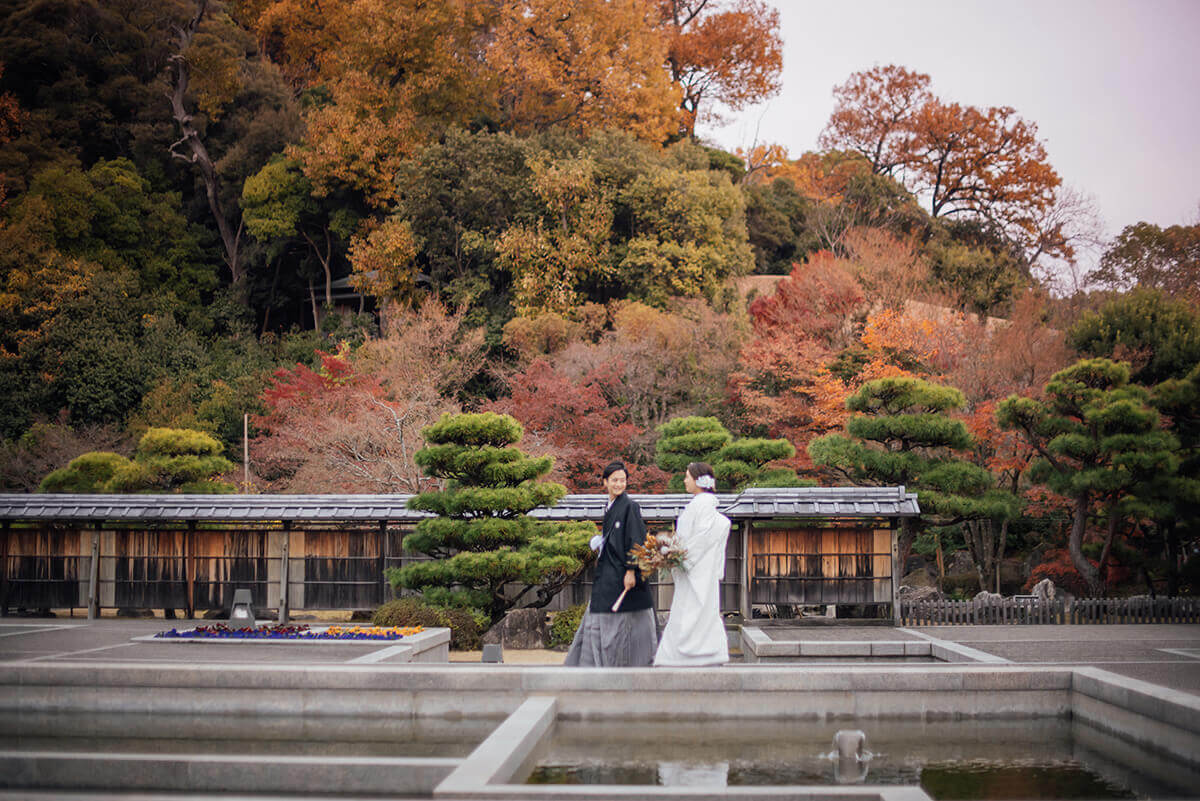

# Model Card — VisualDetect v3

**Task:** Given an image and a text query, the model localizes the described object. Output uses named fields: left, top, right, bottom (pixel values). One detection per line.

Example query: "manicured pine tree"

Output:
left=387, top=412, right=594, bottom=626
left=40, top=428, right=236, bottom=493
left=997, top=359, right=1178, bottom=597
left=654, top=415, right=804, bottom=491
left=809, top=376, right=1017, bottom=573
left=1152, top=363, right=1200, bottom=595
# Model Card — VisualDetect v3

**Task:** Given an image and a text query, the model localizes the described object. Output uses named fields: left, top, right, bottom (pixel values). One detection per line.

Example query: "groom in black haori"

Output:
left=565, top=460, right=658, bottom=666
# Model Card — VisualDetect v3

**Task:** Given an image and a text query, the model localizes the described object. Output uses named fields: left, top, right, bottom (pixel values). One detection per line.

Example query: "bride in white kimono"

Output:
left=654, top=462, right=731, bottom=667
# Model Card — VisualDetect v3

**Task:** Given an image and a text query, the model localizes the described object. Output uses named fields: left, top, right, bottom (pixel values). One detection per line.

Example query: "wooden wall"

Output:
left=0, top=520, right=895, bottom=615
left=748, top=526, right=892, bottom=605
left=0, top=525, right=420, bottom=614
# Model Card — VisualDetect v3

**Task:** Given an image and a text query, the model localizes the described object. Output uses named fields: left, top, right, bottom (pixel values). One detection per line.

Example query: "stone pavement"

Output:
left=913, top=623, right=1200, bottom=693
left=0, top=617, right=1197, bottom=693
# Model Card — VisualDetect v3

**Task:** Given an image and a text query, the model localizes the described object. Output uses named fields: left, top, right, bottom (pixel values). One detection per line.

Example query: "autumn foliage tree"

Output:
left=490, top=0, right=681, bottom=140
left=728, top=251, right=870, bottom=473
left=253, top=349, right=445, bottom=493
left=1091, top=222, right=1200, bottom=302
left=254, top=299, right=485, bottom=492
left=819, top=65, right=932, bottom=177
left=821, top=65, right=1067, bottom=265
left=484, top=360, right=641, bottom=492
left=274, top=0, right=494, bottom=207
left=658, top=0, right=783, bottom=136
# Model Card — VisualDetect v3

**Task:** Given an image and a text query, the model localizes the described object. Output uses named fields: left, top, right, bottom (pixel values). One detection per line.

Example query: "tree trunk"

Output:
left=994, top=518, right=1009, bottom=593
left=1165, top=523, right=1180, bottom=597
left=934, top=531, right=945, bottom=588
left=308, top=281, right=320, bottom=330
left=964, top=518, right=1002, bottom=597
left=1097, top=504, right=1120, bottom=592
left=167, top=0, right=243, bottom=287
left=301, top=229, right=334, bottom=306
left=1068, top=492, right=1103, bottom=596
left=897, top=518, right=916, bottom=577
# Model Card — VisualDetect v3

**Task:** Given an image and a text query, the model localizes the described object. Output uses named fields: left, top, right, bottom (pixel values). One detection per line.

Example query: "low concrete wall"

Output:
left=0, top=663, right=1074, bottom=721
left=438, top=696, right=557, bottom=797
left=0, top=662, right=1194, bottom=799
left=0, top=752, right=460, bottom=795
left=1071, top=666, right=1200, bottom=767
left=739, top=628, right=1009, bottom=665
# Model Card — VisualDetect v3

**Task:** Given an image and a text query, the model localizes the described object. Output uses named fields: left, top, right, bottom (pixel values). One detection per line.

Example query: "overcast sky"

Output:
left=698, top=0, right=1200, bottom=260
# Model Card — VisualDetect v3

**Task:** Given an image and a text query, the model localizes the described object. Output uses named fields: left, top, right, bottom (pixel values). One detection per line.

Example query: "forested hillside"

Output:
left=0, top=0, right=1195, bottom=597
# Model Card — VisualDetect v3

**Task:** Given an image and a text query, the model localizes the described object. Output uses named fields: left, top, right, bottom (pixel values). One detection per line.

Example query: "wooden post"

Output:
left=185, top=520, right=196, bottom=620
left=0, top=520, right=9, bottom=617
left=890, top=522, right=901, bottom=626
left=87, top=521, right=102, bottom=620
left=739, top=521, right=751, bottom=621
left=242, top=413, right=249, bottom=491
left=279, top=521, right=291, bottom=624
left=378, top=520, right=388, bottom=605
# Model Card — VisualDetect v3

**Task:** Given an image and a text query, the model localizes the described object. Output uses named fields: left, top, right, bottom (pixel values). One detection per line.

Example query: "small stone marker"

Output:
left=481, top=643, right=503, bottom=663
left=229, top=589, right=257, bottom=628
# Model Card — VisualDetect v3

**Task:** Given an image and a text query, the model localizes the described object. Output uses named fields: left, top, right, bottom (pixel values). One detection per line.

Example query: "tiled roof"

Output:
left=0, top=487, right=918, bottom=524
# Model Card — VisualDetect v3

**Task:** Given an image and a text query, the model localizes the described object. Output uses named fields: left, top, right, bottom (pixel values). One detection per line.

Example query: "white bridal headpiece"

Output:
left=695, top=475, right=716, bottom=490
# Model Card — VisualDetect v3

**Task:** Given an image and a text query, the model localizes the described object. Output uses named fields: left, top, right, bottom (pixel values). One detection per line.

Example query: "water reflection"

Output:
left=826, top=729, right=871, bottom=784
left=525, top=718, right=1196, bottom=798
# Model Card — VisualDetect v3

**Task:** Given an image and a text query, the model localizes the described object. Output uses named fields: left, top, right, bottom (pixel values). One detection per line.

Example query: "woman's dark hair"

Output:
left=602, top=460, right=627, bottom=480
left=687, top=461, right=716, bottom=493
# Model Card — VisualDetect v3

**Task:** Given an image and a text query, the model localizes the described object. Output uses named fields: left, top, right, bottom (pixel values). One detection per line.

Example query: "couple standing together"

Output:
left=565, top=460, right=731, bottom=667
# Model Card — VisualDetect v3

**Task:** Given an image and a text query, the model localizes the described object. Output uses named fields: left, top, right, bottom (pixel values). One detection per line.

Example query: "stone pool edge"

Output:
left=0, top=664, right=1196, bottom=798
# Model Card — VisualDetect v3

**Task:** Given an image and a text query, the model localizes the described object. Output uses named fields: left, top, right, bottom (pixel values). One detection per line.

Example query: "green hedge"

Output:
left=549, top=603, right=585, bottom=648
left=372, top=597, right=483, bottom=650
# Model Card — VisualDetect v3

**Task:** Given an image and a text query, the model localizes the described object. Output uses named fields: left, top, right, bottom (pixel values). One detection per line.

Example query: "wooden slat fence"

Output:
left=901, top=596, right=1200, bottom=625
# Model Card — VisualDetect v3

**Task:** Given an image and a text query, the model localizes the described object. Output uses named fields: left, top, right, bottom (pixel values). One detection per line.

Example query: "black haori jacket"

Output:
left=590, top=492, right=654, bottom=614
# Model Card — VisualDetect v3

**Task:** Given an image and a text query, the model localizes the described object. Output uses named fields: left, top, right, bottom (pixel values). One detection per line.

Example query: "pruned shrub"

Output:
left=371, top=597, right=482, bottom=650
left=437, top=606, right=482, bottom=650
left=548, top=603, right=585, bottom=648
left=941, top=573, right=980, bottom=599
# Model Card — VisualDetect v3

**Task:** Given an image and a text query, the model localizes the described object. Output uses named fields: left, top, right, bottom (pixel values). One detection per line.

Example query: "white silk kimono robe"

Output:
left=653, top=492, right=732, bottom=666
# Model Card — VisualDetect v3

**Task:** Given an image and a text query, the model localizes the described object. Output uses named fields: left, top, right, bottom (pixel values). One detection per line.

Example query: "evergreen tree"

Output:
left=997, top=359, right=1178, bottom=596
left=387, top=412, right=593, bottom=626
left=40, top=427, right=236, bottom=493
left=1068, top=289, right=1200, bottom=386
left=809, top=377, right=1017, bottom=571
left=1152, top=364, right=1200, bottom=594
left=654, top=415, right=803, bottom=491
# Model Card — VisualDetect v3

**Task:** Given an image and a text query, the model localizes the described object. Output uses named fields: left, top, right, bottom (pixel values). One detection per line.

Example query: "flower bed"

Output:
left=154, top=624, right=424, bottom=641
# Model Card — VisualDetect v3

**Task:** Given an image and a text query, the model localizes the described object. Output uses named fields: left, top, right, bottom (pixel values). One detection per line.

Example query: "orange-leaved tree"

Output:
left=282, top=0, right=495, bottom=206
left=820, top=65, right=1066, bottom=264
left=658, top=0, right=783, bottom=136
left=728, top=250, right=872, bottom=475
left=819, top=64, right=932, bottom=177
left=484, top=359, right=643, bottom=493
left=489, top=0, right=681, bottom=140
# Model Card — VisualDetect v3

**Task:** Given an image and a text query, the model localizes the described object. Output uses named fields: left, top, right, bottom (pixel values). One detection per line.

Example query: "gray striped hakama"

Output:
left=564, top=607, right=658, bottom=667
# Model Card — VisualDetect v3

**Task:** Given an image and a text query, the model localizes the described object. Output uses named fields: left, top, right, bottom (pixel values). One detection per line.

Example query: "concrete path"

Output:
left=1, top=617, right=1197, bottom=694
left=909, top=623, right=1200, bottom=693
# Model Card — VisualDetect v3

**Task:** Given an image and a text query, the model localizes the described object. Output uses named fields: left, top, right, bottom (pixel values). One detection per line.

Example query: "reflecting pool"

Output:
left=525, top=718, right=1196, bottom=799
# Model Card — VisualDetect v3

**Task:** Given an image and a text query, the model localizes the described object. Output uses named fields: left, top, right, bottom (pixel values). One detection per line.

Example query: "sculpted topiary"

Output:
left=39, top=428, right=235, bottom=493
left=655, top=415, right=805, bottom=491
left=385, top=412, right=594, bottom=626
